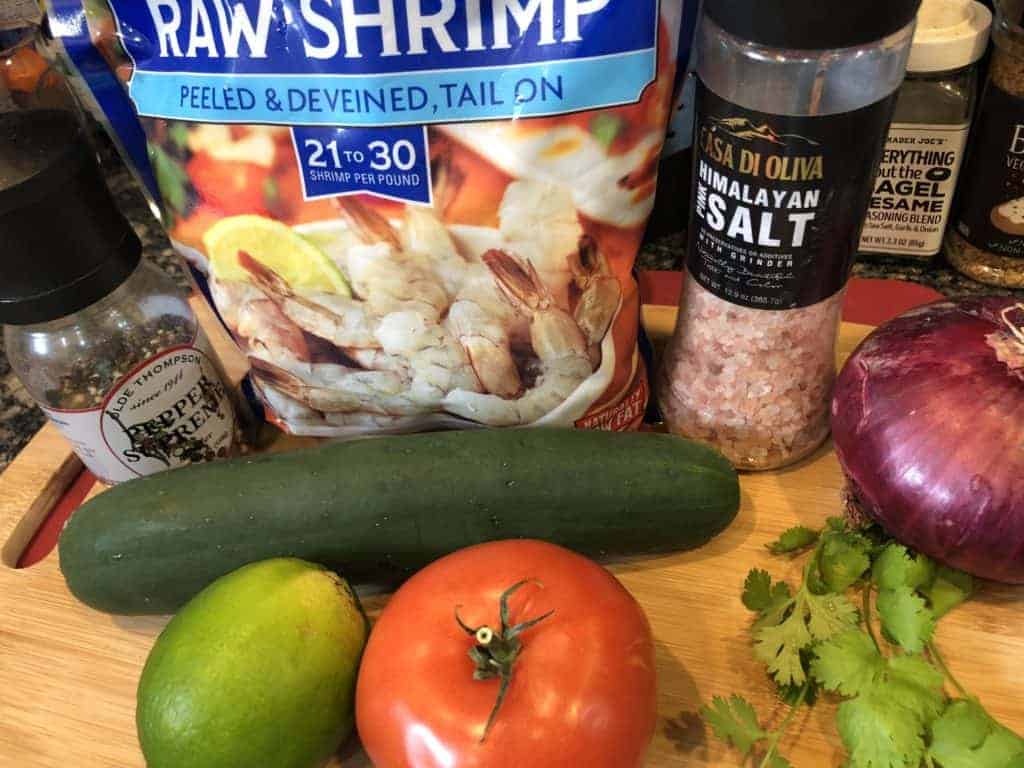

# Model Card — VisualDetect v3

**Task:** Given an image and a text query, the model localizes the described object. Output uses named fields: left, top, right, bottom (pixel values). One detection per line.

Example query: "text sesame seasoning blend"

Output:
left=860, top=0, right=991, bottom=261
left=658, top=0, right=920, bottom=470
left=0, top=44, right=237, bottom=483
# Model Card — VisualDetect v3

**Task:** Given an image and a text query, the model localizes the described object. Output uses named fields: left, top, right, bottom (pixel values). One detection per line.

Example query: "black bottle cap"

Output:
left=705, top=0, right=923, bottom=50
left=0, top=110, right=142, bottom=325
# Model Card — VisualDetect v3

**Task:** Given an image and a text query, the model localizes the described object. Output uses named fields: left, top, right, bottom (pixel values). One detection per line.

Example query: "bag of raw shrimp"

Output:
left=48, top=0, right=693, bottom=436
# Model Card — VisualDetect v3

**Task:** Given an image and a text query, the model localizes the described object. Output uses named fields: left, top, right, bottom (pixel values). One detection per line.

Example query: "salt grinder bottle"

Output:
left=0, top=109, right=237, bottom=484
left=658, top=0, right=920, bottom=470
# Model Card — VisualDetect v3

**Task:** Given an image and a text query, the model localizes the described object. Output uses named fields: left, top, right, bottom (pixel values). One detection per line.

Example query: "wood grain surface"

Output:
left=1, top=309, right=1021, bottom=768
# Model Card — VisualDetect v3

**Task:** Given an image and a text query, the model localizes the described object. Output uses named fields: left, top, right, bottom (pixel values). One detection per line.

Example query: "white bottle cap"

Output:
left=907, top=0, right=992, bottom=73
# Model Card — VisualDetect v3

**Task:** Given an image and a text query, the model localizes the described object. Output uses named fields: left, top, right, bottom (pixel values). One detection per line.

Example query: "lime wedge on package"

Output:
left=204, top=215, right=350, bottom=297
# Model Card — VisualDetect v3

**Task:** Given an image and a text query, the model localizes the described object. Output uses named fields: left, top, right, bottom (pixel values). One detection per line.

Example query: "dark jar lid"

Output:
left=705, top=0, right=923, bottom=50
left=0, top=110, right=141, bottom=325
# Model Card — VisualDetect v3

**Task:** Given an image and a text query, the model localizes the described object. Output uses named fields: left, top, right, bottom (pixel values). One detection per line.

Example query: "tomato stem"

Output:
left=454, top=580, right=554, bottom=742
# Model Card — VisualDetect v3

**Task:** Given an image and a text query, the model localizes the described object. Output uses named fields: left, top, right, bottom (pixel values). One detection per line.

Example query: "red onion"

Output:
left=831, top=297, right=1024, bottom=583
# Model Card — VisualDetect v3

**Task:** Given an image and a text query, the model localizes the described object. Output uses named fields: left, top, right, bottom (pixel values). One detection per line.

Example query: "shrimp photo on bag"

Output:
left=49, top=0, right=693, bottom=436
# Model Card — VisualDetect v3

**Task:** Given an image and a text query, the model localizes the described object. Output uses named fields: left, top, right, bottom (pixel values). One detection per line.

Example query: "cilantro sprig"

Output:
left=701, top=521, right=1023, bottom=768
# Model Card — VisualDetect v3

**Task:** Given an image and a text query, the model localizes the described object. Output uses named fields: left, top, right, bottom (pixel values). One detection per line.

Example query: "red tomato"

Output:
left=186, top=152, right=271, bottom=215
left=356, top=540, right=657, bottom=768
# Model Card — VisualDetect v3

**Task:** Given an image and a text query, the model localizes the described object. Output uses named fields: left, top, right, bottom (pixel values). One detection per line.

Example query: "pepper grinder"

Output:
left=0, top=33, right=237, bottom=483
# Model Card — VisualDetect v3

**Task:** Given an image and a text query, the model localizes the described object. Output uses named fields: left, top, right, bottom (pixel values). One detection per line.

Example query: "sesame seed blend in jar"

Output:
left=658, top=0, right=918, bottom=470
left=946, top=0, right=1024, bottom=288
left=859, top=0, right=991, bottom=262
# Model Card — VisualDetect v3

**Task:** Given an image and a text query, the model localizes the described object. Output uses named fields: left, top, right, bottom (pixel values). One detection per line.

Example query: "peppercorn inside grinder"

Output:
left=0, top=110, right=238, bottom=484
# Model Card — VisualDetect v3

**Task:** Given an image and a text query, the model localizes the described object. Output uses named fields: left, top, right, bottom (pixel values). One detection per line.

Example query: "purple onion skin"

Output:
left=832, top=297, right=1024, bottom=584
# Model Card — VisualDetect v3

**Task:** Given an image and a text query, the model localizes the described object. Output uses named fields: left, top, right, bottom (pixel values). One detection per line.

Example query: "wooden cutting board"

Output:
left=1, top=307, right=1022, bottom=768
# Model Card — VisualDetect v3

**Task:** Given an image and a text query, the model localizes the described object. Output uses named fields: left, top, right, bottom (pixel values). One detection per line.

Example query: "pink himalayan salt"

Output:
left=658, top=279, right=843, bottom=470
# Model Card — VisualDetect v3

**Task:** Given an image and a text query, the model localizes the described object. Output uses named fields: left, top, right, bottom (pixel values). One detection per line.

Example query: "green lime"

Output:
left=136, top=559, right=367, bottom=768
left=203, top=215, right=351, bottom=296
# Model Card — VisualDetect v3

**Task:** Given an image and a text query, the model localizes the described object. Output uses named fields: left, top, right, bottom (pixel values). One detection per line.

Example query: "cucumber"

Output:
left=59, top=429, right=739, bottom=615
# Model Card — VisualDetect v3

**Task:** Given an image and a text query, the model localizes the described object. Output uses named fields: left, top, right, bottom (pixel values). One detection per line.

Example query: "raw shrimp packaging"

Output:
left=48, top=0, right=692, bottom=436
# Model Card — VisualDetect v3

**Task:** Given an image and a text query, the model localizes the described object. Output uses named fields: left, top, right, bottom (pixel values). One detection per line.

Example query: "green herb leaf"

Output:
left=872, top=544, right=935, bottom=591
left=877, top=587, right=936, bottom=653
left=811, top=630, right=883, bottom=697
left=743, top=569, right=792, bottom=617
left=742, top=569, right=774, bottom=612
left=929, top=700, right=1024, bottom=768
left=754, top=612, right=812, bottom=687
left=923, top=566, right=974, bottom=619
left=838, top=689, right=927, bottom=768
left=819, top=531, right=872, bottom=593
left=884, top=654, right=946, bottom=724
left=712, top=519, right=1018, bottom=768
left=767, top=526, right=820, bottom=555
left=753, top=582, right=857, bottom=687
left=700, top=695, right=767, bottom=757
left=804, top=591, right=859, bottom=641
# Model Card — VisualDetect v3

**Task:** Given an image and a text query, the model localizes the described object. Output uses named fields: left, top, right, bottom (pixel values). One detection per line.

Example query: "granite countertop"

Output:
left=0, top=148, right=1020, bottom=474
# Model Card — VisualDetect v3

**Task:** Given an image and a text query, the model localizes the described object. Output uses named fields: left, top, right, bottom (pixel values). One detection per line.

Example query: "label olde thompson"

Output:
left=688, top=82, right=895, bottom=310
left=42, top=338, right=235, bottom=484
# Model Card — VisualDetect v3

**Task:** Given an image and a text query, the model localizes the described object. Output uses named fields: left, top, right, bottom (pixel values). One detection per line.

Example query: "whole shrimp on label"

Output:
left=236, top=253, right=380, bottom=351
left=497, top=180, right=586, bottom=310
left=375, top=311, right=481, bottom=406
left=333, top=200, right=450, bottom=322
left=392, top=186, right=524, bottom=400
left=443, top=252, right=595, bottom=427
left=210, top=277, right=317, bottom=370
left=249, top=358, right=433, bottom=417
left=571, top=236, right=623, bottom=367
left=399, top=156, right=475, bottom=300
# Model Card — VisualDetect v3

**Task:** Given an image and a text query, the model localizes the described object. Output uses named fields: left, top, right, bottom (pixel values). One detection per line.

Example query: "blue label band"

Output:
left=111, top=0, right=657, bottom=75
left=98, top=0, right=664, bottom=207
left=291, top=125, right=432, bottom=204
left=128, top=50, right=654, bottom=126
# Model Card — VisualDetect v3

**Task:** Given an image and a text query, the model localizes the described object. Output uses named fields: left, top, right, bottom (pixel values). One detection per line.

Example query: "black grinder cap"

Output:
left=705, top=0, right=923, bottom=50
left=0, top=110, right=141, bottom=325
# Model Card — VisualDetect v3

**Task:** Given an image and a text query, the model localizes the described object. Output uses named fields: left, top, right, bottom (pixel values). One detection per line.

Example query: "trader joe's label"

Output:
left=860, top=122, right=969, bottom=257
left=41, top=335, right=235, bottom=483
left=688, top=81, right=894, bottom=309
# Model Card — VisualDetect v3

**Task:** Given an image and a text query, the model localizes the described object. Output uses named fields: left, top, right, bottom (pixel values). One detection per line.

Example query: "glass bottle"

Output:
left=0, top=24, right=81, bottom=114
left=658, top=0, right=918, bottom=470
left=946, top=0, right=1024, bottom=287
left=860, top=0, right=990, bottom=261
left=0, top=30, right=237, bottom=484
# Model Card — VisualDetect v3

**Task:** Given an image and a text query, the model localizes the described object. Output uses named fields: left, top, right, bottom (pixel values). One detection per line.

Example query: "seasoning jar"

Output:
left=860, top=0, right=991, bottom=260
left=658, top=0, right=919, bottom=470
left=0, top=91, right=238, bottom=482
left=946, top=0, right=1024, bottom=287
